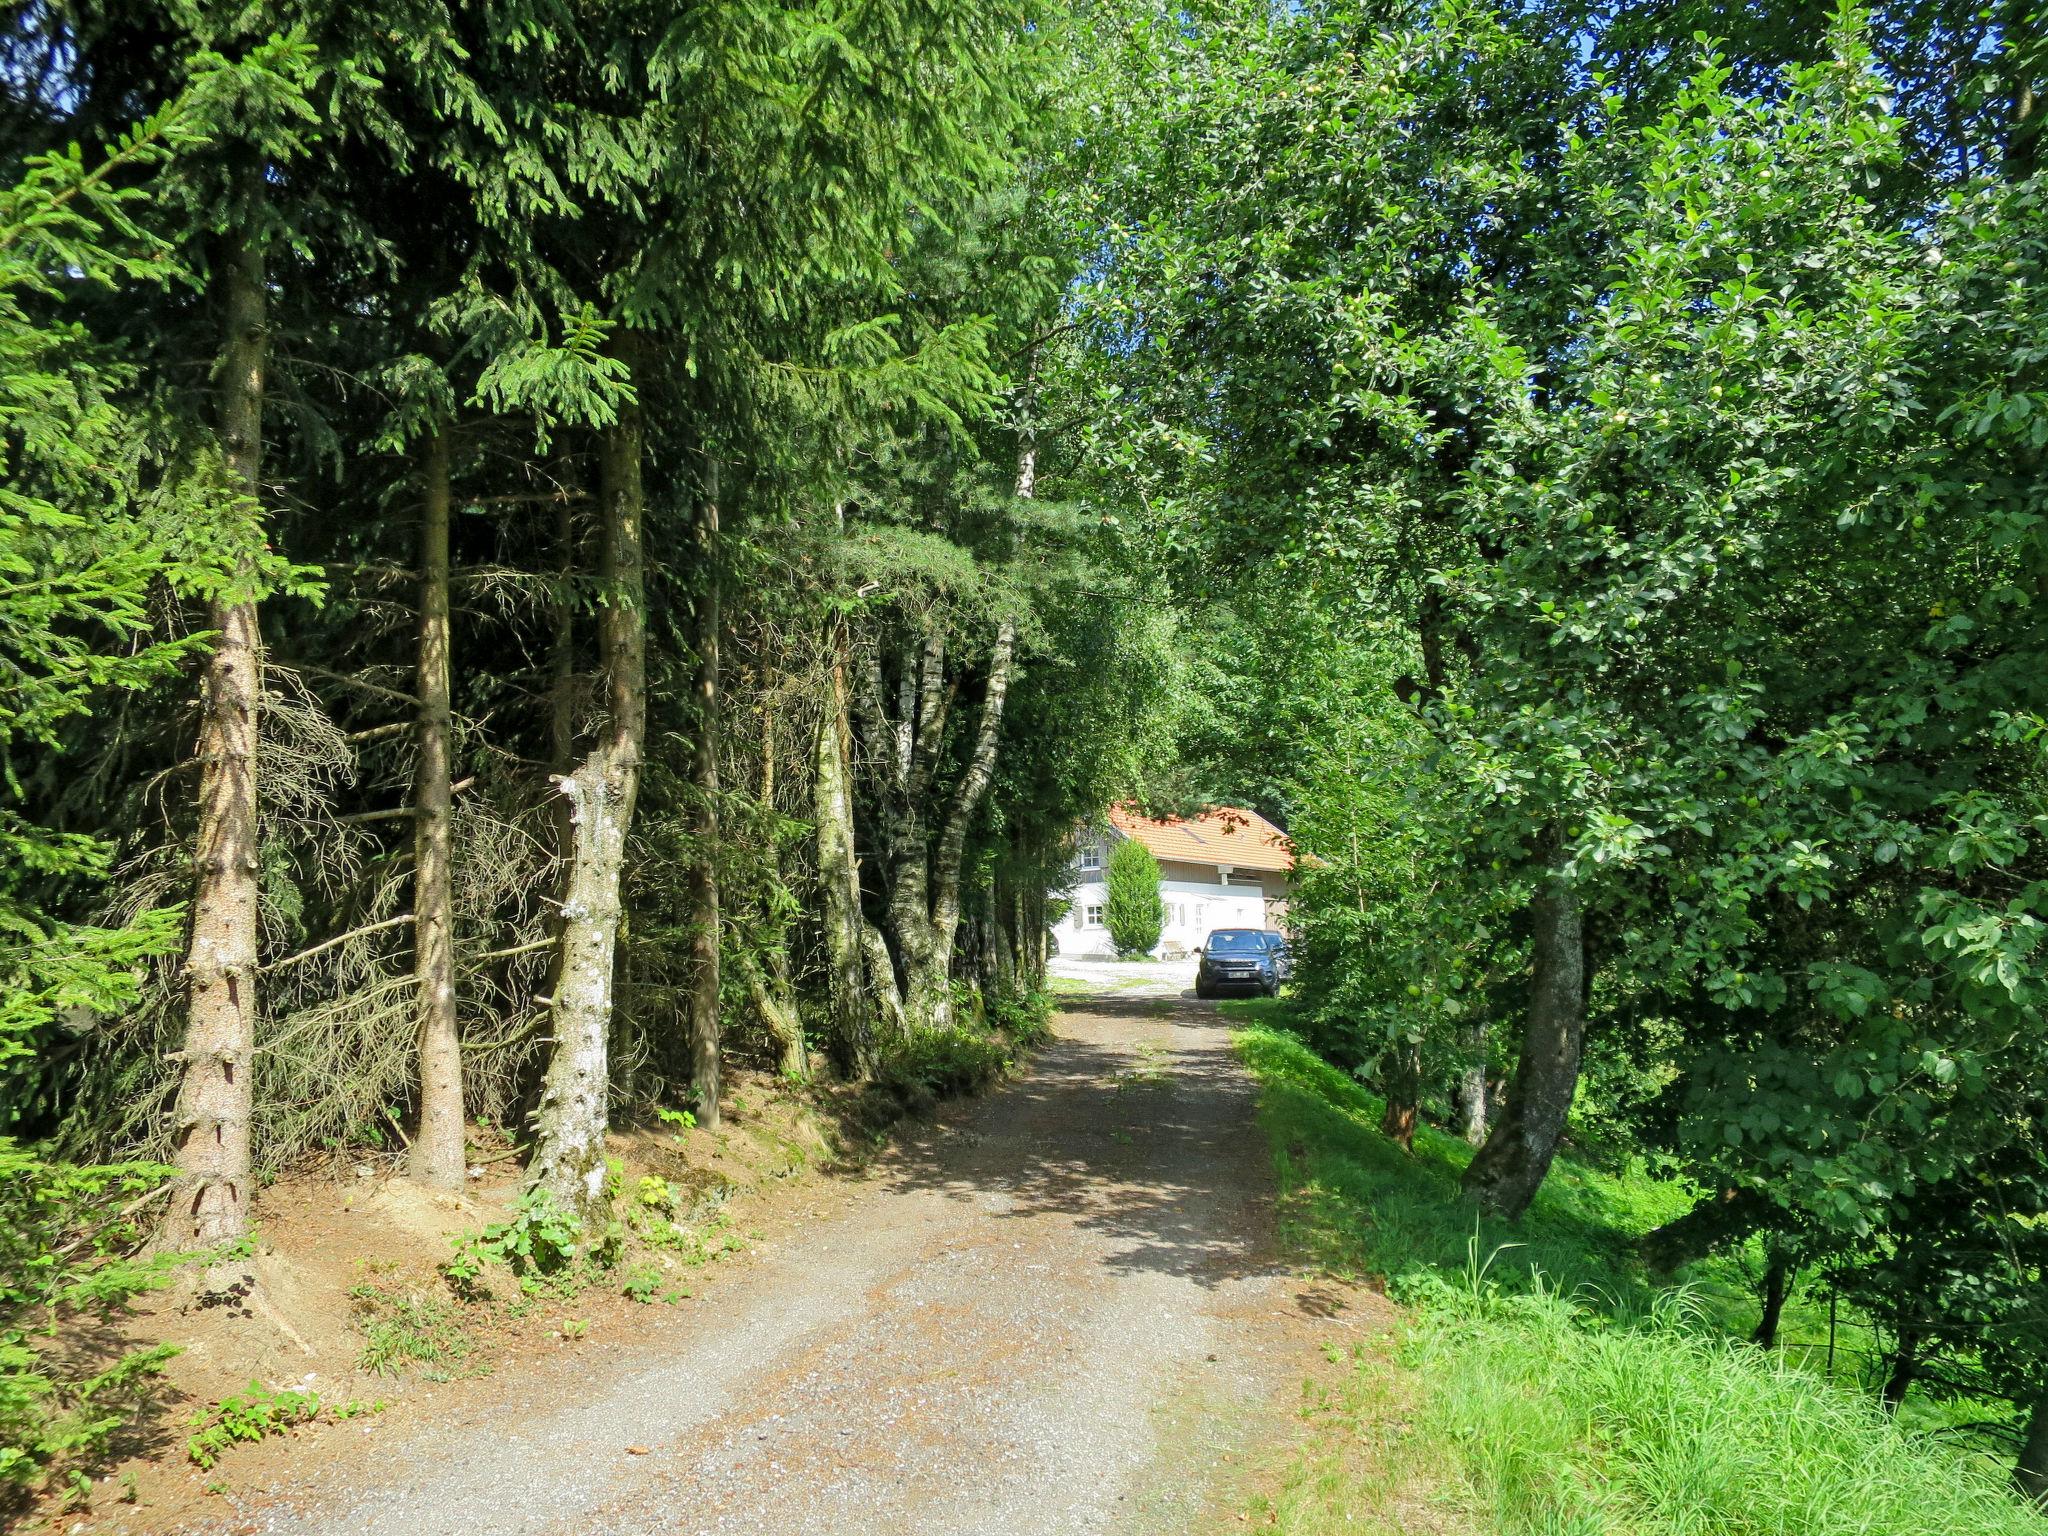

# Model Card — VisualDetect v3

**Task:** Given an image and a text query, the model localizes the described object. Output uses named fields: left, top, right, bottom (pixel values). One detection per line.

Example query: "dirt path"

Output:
left=180, top=991, right=1362, bottom=1536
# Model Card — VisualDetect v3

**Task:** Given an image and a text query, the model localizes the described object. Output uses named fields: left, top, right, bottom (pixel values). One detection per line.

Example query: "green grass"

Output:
left=1228, top=1005, right=1690, bottom=1306
left=348, top=1285, right=479, bottom=1380
left=1227, top=1009, right=2048, bottom=1536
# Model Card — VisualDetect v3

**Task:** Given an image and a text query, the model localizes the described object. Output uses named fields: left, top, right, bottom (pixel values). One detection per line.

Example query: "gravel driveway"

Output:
left=188, top=989, right=1358, bottom=1536
left=1047, top=954, right=1198, bottom=999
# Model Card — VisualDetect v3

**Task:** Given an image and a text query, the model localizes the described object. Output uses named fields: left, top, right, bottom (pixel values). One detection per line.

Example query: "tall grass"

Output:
left=1228, top=1014, right=2048, bottom=1536
left=1408, top=1284, right=2047, bottom=1536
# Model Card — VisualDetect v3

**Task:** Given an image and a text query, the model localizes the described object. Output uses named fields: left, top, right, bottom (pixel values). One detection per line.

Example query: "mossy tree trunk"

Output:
left=815, top=635, right=874, bottom=1073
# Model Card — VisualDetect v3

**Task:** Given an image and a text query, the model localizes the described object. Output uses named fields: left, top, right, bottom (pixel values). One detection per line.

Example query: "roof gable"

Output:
left=1106, top=803, right=1294, bottom=873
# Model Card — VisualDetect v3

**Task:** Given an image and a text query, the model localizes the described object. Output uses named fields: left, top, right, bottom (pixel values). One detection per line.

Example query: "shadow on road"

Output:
left=869, top=992, right=1288, bottom=1291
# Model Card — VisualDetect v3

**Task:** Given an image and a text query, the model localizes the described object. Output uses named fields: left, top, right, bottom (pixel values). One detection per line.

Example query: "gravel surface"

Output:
left=187, top=988, right=1357, bottom=1536
left=1047, top=955, right=1198, bottom=998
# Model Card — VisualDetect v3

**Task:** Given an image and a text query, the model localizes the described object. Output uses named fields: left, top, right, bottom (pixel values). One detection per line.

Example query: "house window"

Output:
left=1078, top=842, right=1102, bottom=872
left=1085, top=904, right=1105, bottom=928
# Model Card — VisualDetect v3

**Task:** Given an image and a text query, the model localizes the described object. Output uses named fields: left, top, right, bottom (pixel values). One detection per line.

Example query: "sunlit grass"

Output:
left=1228, top=1012, right=2048, bottom=1536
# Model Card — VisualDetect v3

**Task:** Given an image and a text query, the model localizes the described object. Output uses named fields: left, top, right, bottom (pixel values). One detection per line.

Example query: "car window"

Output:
left=1206, top=931, right=1261, bottom=952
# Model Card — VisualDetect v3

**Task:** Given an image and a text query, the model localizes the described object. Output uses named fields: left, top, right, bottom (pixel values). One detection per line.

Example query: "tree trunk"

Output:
left=927, top=434, right=1030, bottom=999
left=528, top=355, right=644, bottom=1227
left=2014, top=1391, right=2048, bottom=1506
left=1460, top=863, right=1585, bottom=1220
left=755, top=700, right=807, bottom=1076
left=1452, top=1020, right=1489, bottom=1146
left=1380, top=1037, right=1421, bottom=1151
left=815, top=642, right=873, bottom=1073
left=861, top=920, right=908, bottom=1046
left=855, top=630, right=945, bottom=1034
left=740, top=952, right=807, bottom=1080
left=1881, top=1329, right=1920, bottom=1413
left=2004, top=0, right=2043, bottom=180
left=1640, top=1187, right=1766, bottom=1273
left=410, top=428, right=464, bottom=1188
left=988, top=880, right=1016, bottom=1000
left=1753, top=1251, right=1792, bottom=1349
left=686, top=478, right=723, bottom=1128
left=548, top=495, right=579, bottom=783
left=889, top=847, right=947, bottom=1033
left=866, top=434, right=1030, bottom=1037
left=927, top=616, right=1016, bottom=981
left=165, top=233, right=266, bottom=1250
left=1000, top=890, right=1024, bottom=993
left=530, top=493, right=582, bottom=1065
left=528, top=762, right=629, bottom=1221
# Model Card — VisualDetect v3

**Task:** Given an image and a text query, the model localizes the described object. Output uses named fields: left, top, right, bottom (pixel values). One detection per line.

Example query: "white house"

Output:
left=1052, top=803, right=1295, bottom=959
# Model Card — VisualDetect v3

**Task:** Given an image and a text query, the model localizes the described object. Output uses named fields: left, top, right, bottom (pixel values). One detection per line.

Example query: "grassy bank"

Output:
left=1227, top=1007, right=2048, bottom=1536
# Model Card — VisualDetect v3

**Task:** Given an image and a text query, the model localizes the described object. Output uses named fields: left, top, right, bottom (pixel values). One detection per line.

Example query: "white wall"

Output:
left=1158, top=873, right=1267, bottom=952
left=1050, top=852, right=1286, bottom=959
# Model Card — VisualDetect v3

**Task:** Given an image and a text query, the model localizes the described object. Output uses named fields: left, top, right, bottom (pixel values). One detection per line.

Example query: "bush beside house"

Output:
left=1103, top=840, right=1165, bottom=956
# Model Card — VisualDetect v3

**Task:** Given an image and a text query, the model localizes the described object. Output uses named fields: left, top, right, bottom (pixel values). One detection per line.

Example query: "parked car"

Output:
left=1257, top=930, right=1293, bottom=983
left=1195, top=928, right=1280, bottom=998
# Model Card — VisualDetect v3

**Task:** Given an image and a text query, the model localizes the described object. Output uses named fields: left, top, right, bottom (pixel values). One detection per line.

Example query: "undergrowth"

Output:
left=185, top=1381, right=381, bottom=1470
left=1228, top=1012, right=2048, bottom=1536
left=348, top=1285, right=479, bottom=1380
left=875, top=986, right=1054, bottom=1104
left=1, top=1151, right=187, bottom=1506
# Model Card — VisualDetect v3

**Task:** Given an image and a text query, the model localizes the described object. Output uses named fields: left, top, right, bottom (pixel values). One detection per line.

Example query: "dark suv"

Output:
left=1196, top=928, right=1281, bottom=999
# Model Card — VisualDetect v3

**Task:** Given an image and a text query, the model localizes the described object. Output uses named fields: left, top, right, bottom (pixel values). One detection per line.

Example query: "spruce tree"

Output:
left=1102, top=839, right=1164, bottom=958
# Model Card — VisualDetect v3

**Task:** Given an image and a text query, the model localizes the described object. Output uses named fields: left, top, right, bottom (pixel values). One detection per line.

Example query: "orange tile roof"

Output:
left=1107, top=803, right=1295, bottom=873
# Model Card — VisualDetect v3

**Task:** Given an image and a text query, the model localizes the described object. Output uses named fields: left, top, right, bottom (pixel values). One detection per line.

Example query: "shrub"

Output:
left=443, top=1185, right=616, bottom=1300
left=185, top=1382, right=320, bottom=1470
left=879, top=1027, right=1012, bottom=1101
left=988, top=986, right=1054, bottom=1047
left=1103, top=839, right=1164, bottom=956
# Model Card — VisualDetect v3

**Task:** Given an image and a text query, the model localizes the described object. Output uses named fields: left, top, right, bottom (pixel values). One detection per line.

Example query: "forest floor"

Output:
left=56, top=981, right=1383, bottom=1536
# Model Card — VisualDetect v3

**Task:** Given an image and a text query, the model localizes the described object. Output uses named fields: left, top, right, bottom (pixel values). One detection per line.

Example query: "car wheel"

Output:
left=1195, top=981, right=1213, bottom=1000
left=1264, top=979, right=1279, bottom=998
